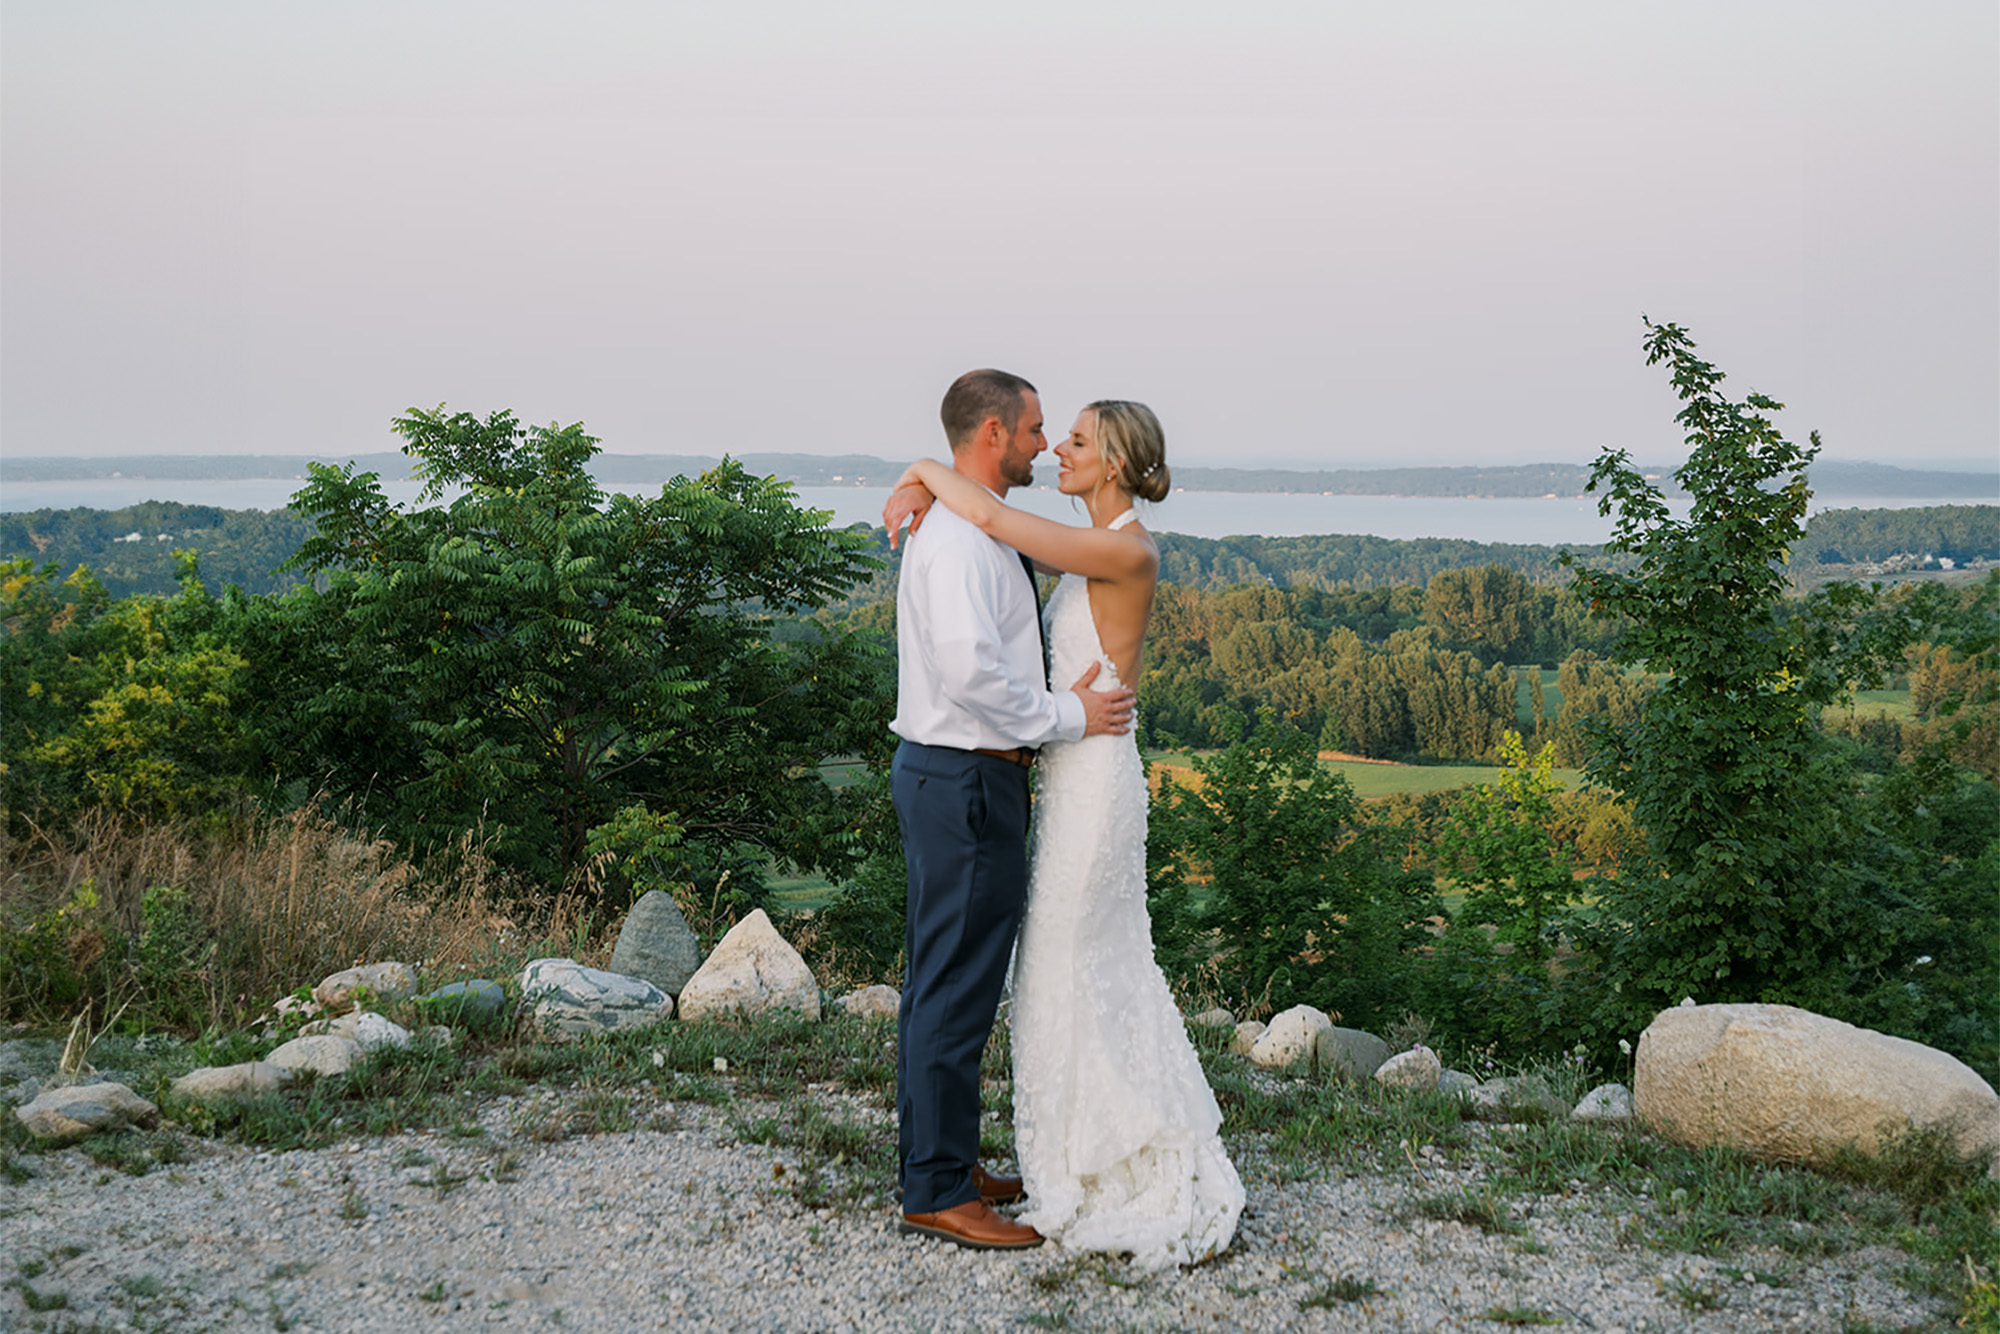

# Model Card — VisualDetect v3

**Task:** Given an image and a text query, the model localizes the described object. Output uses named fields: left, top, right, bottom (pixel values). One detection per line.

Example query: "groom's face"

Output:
left=997, top=390, right=1047, bottom=491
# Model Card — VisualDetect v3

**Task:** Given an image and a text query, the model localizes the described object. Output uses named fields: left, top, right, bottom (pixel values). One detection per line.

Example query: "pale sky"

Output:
left=4, top=1, right=1995, bottom=469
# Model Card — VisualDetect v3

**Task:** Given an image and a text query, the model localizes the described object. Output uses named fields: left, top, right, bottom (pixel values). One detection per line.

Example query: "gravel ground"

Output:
left=1, top=1085, right=1949, bottom=1333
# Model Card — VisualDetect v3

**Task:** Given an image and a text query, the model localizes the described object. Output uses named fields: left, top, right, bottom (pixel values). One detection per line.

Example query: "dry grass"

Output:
left=0, top=804, right=612, bottom=1030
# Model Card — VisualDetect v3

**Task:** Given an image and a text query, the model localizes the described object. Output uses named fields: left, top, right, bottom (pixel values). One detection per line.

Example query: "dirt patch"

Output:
left=1317, top=750, right=1405, bottom=766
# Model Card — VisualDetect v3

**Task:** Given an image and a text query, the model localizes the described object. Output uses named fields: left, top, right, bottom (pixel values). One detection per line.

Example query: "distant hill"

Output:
left=5, top=453, right=1992, bottom=500
left=7, top=500, right=1989, bottom=601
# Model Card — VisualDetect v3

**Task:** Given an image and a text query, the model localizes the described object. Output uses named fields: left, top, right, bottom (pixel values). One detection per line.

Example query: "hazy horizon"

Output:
left=5, top=2, right=1994, bottom=470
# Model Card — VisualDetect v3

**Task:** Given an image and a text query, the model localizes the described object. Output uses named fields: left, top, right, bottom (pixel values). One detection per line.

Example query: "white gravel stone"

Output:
left=0, top=1083, right=1948, bottom=1333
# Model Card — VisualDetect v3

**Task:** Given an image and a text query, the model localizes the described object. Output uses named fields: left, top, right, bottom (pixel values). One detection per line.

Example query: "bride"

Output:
left=885, top=399, right=1244, bottom=1269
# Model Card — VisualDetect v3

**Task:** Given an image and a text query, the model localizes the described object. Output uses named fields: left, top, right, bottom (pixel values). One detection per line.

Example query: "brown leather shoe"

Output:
left=899, top=1199, right=1044, bottom=1251
left=895, top=1166, right=1028, bottom=1207
left=973, top=1165, right=1027, bottom=1206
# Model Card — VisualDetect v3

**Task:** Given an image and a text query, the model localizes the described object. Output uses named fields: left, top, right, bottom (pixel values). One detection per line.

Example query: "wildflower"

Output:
left=1618, top=1038, right=1632, bottom=1057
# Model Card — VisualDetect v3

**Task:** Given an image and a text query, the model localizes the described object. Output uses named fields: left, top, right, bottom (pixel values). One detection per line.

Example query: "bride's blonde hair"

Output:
left=1088, top=400, right=1170, bottom=503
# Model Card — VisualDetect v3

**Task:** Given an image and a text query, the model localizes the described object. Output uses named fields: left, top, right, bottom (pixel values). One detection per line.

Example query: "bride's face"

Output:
left=1054, top=410, right=1118, bottom=498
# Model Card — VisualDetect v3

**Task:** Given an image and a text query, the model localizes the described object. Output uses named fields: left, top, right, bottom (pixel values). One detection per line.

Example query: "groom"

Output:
left=889, top=368, right=1136, bottom=1250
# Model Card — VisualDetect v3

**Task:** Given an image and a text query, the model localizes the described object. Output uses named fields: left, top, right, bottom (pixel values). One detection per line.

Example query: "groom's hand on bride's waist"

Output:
left=1071, top=662, right=1137, bottom=737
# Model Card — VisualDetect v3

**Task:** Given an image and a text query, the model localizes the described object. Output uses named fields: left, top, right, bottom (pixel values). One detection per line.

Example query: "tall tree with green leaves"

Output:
left=1560, top=321, right=1884, bottom=1020
left=255, top=407, right=890, bottom=887
left=1147, top=711, right=1438, bottom=1024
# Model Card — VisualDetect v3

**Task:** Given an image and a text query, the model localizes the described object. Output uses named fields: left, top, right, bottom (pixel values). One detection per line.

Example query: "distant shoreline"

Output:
left=4, top=453, right=1992, bottom=502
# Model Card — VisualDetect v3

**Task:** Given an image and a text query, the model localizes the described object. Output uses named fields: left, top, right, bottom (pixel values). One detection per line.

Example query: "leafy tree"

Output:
left=1422, top=563, right=1535, bottom=662
left=253, top=407, right=890, bottom=887
left=1558, top=322, right=1994, bottom=1038
left=1545, top=650, right=1650, bottom=765
left=1147, top=711, right=1438, bottom=1025
left=3, top=553, right=253, bottom=824
left=1436, top=732, right=1574, bottom=965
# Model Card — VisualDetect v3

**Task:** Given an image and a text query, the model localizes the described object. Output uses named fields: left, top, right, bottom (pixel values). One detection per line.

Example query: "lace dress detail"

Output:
left=1011, top=573, right=1245, bottom=1268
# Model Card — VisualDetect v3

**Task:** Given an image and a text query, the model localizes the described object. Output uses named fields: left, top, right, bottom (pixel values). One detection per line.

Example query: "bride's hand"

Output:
left=884, top=480, right=935, bottom=550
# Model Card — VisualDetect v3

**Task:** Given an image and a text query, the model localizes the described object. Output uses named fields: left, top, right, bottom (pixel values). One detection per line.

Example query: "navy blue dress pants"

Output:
left=891, top=740, right=1031, bottom=1215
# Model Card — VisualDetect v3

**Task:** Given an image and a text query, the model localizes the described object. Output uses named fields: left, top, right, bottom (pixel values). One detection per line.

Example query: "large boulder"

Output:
left=1636, top=1002, right=2000, bottom=1168
left=520, top=959, right=673, bottom=1041
left=676, top=910, right=821, bottom=1022
left=1251, top=1005, right=1332, bottom=1070
left=609, top=890, right=705, bottom=997
left=15, top=1082, right=158, bottom=1142
left=171, top=1062, right=293, bottom=1105
left=1229, top=1021, right=1266, bottom=1056
left=1317, top=1026, right=1392, bottom=1082
left=313, top=962, right=418, bottom=1014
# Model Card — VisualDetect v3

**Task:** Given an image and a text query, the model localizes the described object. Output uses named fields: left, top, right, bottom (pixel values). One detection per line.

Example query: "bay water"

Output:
left=0, top=475, right=1974, bottom=546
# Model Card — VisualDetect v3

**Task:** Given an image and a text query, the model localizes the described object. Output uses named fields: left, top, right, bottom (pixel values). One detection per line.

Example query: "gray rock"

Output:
left=1572, top=1083, right=1633, bottom=1121
left=1439, top=1069, right=1479, bottom=1097
left=609, top=890, right=705, bottom=997
left=1317, top=1026, right=1392, bottom=1081
left=267, top=1034, right=365, bottom=1077
left=15, top=1081, right=157, bottom=1141
left=832, top=985, right=900, bottom=1021
left=313, top=962, right=418, bottom=1014
left=1189, top=1008, right=1236, bottom=1030
left=677, top=910, right=821, bottom=1022
left=1374, top=1046, right=1442, bottom=1091
left=521, top=958, right=674, bottom=1041
left=170, top=1062, right=293, bottom=1105
left=1467, top=1074, right=1568, bottom=1123
left=1229, top=1021, right=1266, bottom=1056
left=412, top=979, right=508, bottom=1029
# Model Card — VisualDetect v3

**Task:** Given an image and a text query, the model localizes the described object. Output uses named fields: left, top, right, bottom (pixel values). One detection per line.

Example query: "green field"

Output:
left=1843, top=689, right=1916, bottom=721
left=1144, top=750, right=1582, bottom=799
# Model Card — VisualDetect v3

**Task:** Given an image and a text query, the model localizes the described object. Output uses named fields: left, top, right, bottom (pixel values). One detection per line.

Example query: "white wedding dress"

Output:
left=1011, top=563, right=1245, bottom=1269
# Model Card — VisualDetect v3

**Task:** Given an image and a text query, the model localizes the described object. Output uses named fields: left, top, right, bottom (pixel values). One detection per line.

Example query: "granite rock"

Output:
left=520, top=958, right=674, bottom=1041
left=170, top=1062, right=293, bottom=1105
left=832, top=985, right=900, bottom=1021
left=676, top=910, right=821, bottom=1022
left=15, top=1082, right=157, bottom=1142
left=609, top=890, right=704, bottom=997
left=313, top=962, right=418, bottom=1014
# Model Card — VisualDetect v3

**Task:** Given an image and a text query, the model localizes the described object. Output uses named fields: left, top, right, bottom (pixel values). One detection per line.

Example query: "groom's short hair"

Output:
left=941, top=369, right=1037, bottom=449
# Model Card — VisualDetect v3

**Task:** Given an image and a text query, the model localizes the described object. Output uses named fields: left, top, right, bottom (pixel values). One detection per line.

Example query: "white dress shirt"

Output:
left=889, top=497, right=1086, bottom=750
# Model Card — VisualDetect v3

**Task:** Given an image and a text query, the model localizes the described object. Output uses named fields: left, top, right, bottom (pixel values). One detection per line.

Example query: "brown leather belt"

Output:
left=970, top=746, right=1037, bottom=769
